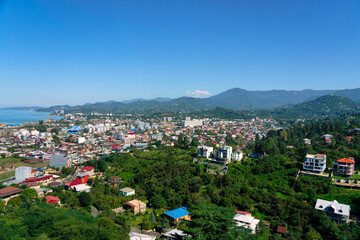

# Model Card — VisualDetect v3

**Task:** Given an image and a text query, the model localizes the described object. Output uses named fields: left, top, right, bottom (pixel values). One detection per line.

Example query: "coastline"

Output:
left=0, top=109, right=62, bottom=125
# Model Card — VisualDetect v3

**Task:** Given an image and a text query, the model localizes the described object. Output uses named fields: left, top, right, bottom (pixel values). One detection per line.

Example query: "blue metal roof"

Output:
left=163, top=207, right=189, bottom=219
left=67, top=126, right=83, bottom=134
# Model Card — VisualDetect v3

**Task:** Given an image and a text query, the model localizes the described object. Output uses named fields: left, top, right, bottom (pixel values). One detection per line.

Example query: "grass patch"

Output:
left=275, top=192, right=287, bottom=199
left=118, top=172, right=135, bottom=180
left=332, top=174, right=360, bottom=180
left=0, top=157, right=22, bottom=167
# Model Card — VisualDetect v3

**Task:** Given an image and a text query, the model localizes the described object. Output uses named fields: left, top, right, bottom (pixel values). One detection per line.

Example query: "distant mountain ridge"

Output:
left=189, top=95, right=360, bottom=120
left=208, top=88, right=360, bottom=110
left=38, top=87, right=360, bottom=115
left=1, top=106, right=44, bottom=111
left=267, top=94, right=360, bottom=119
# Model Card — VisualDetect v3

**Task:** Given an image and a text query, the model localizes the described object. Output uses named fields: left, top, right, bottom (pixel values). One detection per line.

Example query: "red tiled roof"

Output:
left=236, top=210, right=251, bottom=215
left=337, top=158, right=355, bottom=164
left=0, top=186, right=23, bottom=197
left=46, top=195, right=60, bottom=204
left=126, top=202, right=137, bottom=208
left=81, top=166, right=94, bottom=172
left=22, top=175, right=53, bottom=183
left=277, top=226, right=287, bottom=234
left=48, top=182, right=62, bottom=187
left=65, top=180, right=82, bottom=187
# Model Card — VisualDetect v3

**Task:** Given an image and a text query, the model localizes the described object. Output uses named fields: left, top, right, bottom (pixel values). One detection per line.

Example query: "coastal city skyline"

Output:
left=2, top=1, right=360, bottom=239
left=1, top=0, right=360, bottom=107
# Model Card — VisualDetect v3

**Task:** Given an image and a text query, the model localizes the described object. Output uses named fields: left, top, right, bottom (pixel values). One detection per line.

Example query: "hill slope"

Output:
left=267, top=95, right=360, bottom=119
left=41, top=97, right=214, bottom=114
left=39, top=87, right=360, bottom=114
left=208, top=88, right=360, bottom=110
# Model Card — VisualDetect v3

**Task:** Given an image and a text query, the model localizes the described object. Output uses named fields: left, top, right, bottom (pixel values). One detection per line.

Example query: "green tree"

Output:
left=305, top=229, right=321, bottom=240
left=150, top=194, right=167, bottom=209
left=185, top=201, right=254, bottom=240
left=0, top=200, right=5, bottom=213
left=21, top=188, right=37, bottom=201
left=78, top=192, right=92, bottom=207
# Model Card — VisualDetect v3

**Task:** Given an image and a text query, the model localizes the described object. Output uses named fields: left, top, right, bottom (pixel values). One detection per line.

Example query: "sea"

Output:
left=0, top=109, right=62, bottom=125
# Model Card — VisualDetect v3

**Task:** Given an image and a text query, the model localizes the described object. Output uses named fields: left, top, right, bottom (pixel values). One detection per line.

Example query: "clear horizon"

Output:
left=1, top=87, right=359, bottom=108
left=1, top=0, right=359, bottom=107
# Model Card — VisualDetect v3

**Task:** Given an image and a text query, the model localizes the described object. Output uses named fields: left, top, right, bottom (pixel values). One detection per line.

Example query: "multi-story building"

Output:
left=125, top=199, right=146, bottom=214
left=333, top=158, right=355, bottom=177
left=233, top=211, right=260, bottom=234
left=215, top=146, right=232, bottom=163
left=315, top=199, right=350, bottom=224
left=151, top=134, right=163, bottom=141
left=182, top=117, right=203, bottom=127
left=231, top=150, right=243, bottom=161
left=197, top=146, right=213, bottom=159
left=303, top=154, right=326, bottom=173
left=15, top=166, right=32, bottom=181
left=49, top=154, right=71, bottom=169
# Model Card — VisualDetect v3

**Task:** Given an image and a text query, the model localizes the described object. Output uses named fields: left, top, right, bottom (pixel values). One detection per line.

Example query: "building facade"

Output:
left=333, top=158, right=355, bottom=177
left=197, top=146, right=213, bottom=159
left=231, top=150, right=243, bottom=161
left=303, top=154, right=326, bottom=173
left=15, top=166, right=32, bottom=181
left=315, top=199, right=350, bottom=224
left=49, top=154, right=71, bottom=169
left=233, top=211, right=260, bottom=234
left=215, top=146, right=232, bottom=163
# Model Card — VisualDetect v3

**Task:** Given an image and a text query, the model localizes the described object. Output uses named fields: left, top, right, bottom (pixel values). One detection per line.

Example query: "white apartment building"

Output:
left=15, top=166, right=32, bottom=181
left=182, top=117, right=203, bottom=127
left=231, top=150, right=243, bottom=161
left=197, top=146, right=214, bottom=159
left=303, top=154, right=326, bottom=173
left=215, top=146, right=232, bottom=163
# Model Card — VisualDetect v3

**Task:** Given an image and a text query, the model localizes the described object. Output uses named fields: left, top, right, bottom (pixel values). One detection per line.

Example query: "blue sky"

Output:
left=0, top=0, right=359, bottom=107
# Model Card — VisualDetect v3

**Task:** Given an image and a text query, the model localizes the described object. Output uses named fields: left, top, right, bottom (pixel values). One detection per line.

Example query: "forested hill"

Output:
left=38, top=87, right=360, bottom=114
left=267, top=95, right=360, bottom=119
left=40, top=97, right=215, bottom=114
left=186, top=95, right=360, bottom=120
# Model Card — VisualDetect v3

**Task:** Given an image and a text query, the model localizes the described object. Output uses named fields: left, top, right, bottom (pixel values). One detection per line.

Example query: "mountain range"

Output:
left=38, top=87, right=360, bottom=118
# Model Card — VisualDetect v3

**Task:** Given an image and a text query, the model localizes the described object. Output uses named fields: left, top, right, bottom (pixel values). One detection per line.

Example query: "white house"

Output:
left=129, top=232, right=156, bottom=240
left=162, top=228, right=188, bottom=239
left=303, top=154, right=326, bottom=173
left=119, top=187, right=135, bottom=196
left=73, top=184, right=91, bottom=193
left=231, top=150, right=243, bottom=161
left=233, top=211, right=260, bottom=234
left=315, top=199, right=350, bottom=224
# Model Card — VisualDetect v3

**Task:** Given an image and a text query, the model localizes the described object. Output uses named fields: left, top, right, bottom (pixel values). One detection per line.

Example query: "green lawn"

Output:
left=129, top=209, right=153, bottom=227
left=332, top=174, right=360, bottom=180
left=0, top=157, right=49, bottom=169
left=0, top=156, right=22, bottom=167
left=0, top=170, right=15, bottom=181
